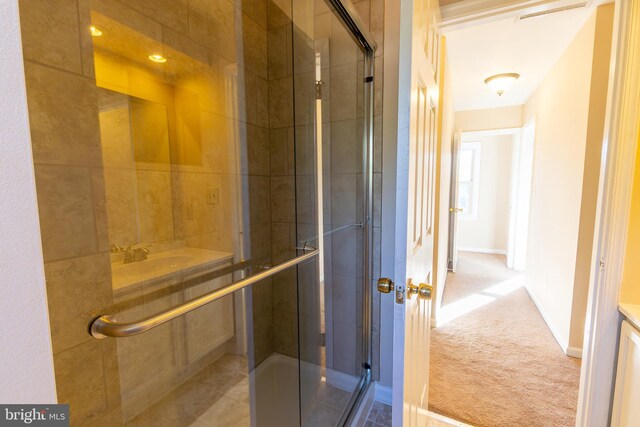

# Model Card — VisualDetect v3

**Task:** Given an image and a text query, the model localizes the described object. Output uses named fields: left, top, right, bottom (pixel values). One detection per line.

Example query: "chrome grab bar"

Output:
left=89, top=249, right=319, bottom=339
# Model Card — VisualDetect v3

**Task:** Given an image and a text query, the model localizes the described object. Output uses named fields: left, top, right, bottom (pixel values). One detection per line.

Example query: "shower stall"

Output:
left=18, top=0, right=376, bottom=425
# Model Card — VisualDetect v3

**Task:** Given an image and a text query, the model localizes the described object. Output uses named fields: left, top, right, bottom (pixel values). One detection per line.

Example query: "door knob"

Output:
left=407, top=282, right=433, bottom=300
left=377, top=278, right=394, bottom=293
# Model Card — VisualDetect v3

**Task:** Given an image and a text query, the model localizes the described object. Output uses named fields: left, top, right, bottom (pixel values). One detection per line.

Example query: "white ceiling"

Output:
left=444, top=6, right=595, bottom=111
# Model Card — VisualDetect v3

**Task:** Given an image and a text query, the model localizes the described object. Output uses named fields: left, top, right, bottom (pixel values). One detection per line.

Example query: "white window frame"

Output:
left=458, top=141, right=481, bottom=221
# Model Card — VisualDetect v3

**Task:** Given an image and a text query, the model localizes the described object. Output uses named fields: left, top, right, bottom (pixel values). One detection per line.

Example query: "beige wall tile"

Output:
left=34, top=165, right=99, bottom=261
left=200, top=112, right=233, bottom=174
left=373, top=172, right=382, bottom=227
left=249, top=176, right=271, bottom=226
left=371, top=0, right=384, bottom=57
left=54, top=340, right=109, bottom=425
left=163, top=26, right=213, bottom=71
left=19, top=0, right=82, bottom=73
left=331, top=119, right=358, bottom=174
left=269, top=127, right=295, bottom=176
left=127, top=0, right=188, bottom=34
left=330, top=15, right=359, bottom=67
left=244, top=71, right=269, bottom=127
left=372, top=226, right=382, bottom=280
left=249, top=222, right=272, bottom=261
left=172, top=172, right=228, bottom=238
left=270, top=176, right=295, bottom=223
left=332, top=274, right=357, bottom=326
left=331, top=227, right=357, bottom=278
left=99, top=106, right=134, bottom=169
left=257, top=76, right=270, bottom=129
left=210, top=0, right=238, bottom=62
left=374, top=58, right=384, bottom=117
left=269, top=77, right=294, bottom=128
left=45, top=253, right=113, bottom=354
left=136, top=170, right=174, bottom=243
left=330, top=63, right=357, bottom=121
left=90, top=168, right=112, bottom=254
left=25, top=62, right=102, bottom=167
left=332, top=322, right=357, bottom=375
left=292, top=27, right=315, bottom=76
left=354, top=1, right=371, bottom=30
left=295, top=175, right=317, bottom=226
left=272, top=269, right=297, bottom=312
left=251, top=280, right=274, bottom=367
left=243, top=14, right=268, bottom=80
left=373, top=115, right=382, bottom=173
left=267, top=0, right=292, bottom=30
left=247, top=124, right=270, bottom=176
left=101, top=168, right=139, bottom=246
left=274, top=308, right=298, bottom=357
left=294, top=125, right=316, bottom=176
left=330, top=174, right=356, bottom=226
left=293, top=72, right=314, bottom=126
left=271, top=222, right=295, bottom=264
left=268, top=24, right=293, bottom=80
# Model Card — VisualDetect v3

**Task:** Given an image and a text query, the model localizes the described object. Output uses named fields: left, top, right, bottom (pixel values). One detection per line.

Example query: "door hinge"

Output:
left=365, top=75, right=374, bottom=83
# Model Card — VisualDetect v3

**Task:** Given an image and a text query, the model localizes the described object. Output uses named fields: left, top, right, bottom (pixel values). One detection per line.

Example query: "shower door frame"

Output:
left=319, top=0, right=377, bottom=425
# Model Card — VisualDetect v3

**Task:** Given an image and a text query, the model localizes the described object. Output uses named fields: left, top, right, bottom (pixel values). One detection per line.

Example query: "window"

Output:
left=458, top=141, right=481, bottom=220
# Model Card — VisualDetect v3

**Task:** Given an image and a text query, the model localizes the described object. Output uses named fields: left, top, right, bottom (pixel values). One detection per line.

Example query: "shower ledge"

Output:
left=111, top=246, right=233, bottom=292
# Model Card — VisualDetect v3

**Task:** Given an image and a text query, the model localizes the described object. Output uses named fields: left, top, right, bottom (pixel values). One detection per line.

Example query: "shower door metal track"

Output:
left=326, top=0, right=377, bottom=425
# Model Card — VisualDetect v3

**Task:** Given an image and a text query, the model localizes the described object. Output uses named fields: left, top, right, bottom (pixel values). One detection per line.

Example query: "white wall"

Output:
left=379, top=0, right=403, bottom=388
left=458, top=134, right=514, bottom=254
left=455, top=105, right=523, bottom=131
left=523, top=4, right=614, bottom=354
left=433, top=38, right=455, bottom=324
left=0, top=0, right=57, bottom=403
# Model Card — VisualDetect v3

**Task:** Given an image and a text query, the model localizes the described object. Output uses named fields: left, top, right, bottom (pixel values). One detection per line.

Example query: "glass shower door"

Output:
left=18, top=0, right=372, bottom=424
left=291, top=0, right=375, bottom=425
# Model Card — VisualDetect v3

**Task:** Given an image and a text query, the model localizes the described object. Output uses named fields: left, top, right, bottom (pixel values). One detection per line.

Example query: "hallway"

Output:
left=428, top=252, right=581, bottom=427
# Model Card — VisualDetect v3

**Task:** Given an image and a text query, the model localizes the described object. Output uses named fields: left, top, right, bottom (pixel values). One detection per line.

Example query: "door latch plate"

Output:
left=395, top=285, right=405, bottom=304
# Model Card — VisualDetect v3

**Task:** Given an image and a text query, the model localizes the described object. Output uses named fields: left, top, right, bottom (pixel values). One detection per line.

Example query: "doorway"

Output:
left=429, top=2, right=615, bottom=426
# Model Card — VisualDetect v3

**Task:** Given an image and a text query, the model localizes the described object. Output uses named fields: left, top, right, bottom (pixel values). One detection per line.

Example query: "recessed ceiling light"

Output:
left=90, top=26, right=102, bottom=37
left=484, top=73, right=520, bottom=96
left=148, top=54, right=167, bottom=63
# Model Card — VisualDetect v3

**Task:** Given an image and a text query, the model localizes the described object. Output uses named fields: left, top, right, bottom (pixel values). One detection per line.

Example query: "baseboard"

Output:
left=566, top=346, right=583, bottom=359
left=523, top=283, right=582, bottom=358
left=458, top=247, right=507, bottom=255
left=374, top=383, right=392, bottom=405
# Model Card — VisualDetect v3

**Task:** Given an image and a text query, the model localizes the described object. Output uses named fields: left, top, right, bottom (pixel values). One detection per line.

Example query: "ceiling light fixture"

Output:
left=90, top=26, right=102, bottom=37
left=484, top=73, right=520, bottom=96
left=148, top=54, right=167, bottom=63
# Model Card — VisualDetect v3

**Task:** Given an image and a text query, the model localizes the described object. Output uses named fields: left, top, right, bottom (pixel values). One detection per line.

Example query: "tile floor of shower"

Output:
left=122, top=352, right=355, bottom=427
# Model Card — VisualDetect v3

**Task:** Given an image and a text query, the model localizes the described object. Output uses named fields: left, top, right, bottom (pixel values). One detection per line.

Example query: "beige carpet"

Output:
left=428, top=252, right=581, bottom=427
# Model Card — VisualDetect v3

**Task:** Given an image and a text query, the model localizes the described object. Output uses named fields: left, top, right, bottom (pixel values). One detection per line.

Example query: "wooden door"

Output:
left=390, top=0, right=440, bottom=425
